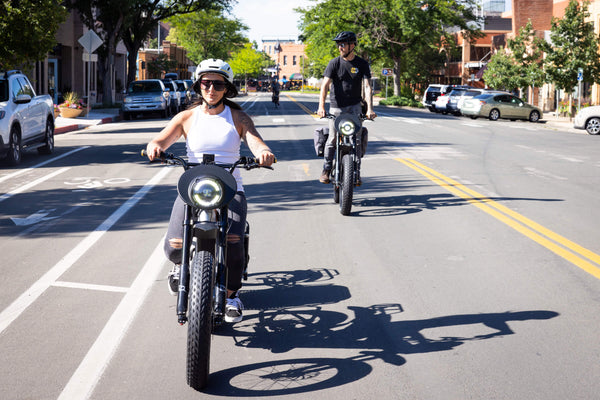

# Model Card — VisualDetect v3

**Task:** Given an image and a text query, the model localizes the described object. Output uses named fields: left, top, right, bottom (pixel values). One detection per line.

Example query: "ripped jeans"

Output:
left=164, top=192, right=247, bottom=292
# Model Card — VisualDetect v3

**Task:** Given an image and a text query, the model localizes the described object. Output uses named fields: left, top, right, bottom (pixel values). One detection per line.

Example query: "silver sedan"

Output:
left=573, top=105, right=600, bottom=135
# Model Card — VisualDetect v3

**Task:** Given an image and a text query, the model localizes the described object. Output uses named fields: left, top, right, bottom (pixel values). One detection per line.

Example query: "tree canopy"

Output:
left=0, top=0, right=68, bottom=70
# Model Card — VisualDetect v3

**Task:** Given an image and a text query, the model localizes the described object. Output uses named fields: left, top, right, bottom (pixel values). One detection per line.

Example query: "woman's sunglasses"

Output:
left=200, top=79, right=227, bottom=91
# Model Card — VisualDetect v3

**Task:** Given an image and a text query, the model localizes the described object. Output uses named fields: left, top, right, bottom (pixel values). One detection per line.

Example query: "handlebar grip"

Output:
left=140, top=149, right=147, bottom=157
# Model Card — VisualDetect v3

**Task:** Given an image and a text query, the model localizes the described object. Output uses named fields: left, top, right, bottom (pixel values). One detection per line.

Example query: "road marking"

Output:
left=397, top=158, right=600, bottom=280
left=52, top=281, right=129, bottom=293
left=0, top=167, right=71, bottom=204
left=0, top=146, right=90, bottom=184
left=0, top=166, right=172, bottom=335
left=58, top=237, right=166, bottom=400
left=285, top=94, right=319, bottom=117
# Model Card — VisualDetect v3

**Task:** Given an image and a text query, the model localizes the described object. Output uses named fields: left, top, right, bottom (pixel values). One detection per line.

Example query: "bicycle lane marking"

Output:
left=0, top=167, right=71, bottom=204
left=397, top=158, right=600, bottom=280
left=57, top=236, right=166, bottom=400
left=0, top=146, right=90, bottom=185
left=0, top=166, right=172, bottom=335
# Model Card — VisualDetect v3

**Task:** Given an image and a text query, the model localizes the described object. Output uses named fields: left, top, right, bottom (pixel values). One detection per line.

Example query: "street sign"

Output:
left=382, top=68, right=392, bottom=76
left=78, top=30, right=103, bottom=54
left=82, top=53, right=98, bottom=62
left=577, top=67, right=583, bottom=81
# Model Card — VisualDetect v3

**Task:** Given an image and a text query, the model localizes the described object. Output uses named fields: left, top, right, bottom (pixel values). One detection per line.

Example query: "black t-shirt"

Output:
left=324, top=56, right=371, bottom=108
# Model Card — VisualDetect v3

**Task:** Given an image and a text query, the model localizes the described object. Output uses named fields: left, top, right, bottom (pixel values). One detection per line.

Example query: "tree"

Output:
left=120, top=0, right=232, bottom=88
left=483, top=20, right=545, bottom=94
left=542, top=0, right=600, bottom=113
left=0, top=0, right=68, bottom=70
left=228, top=43, right=271, bottom=91
left=69, top=0, right=232, bottom=106
left=166, top=9, right=248, bottom=64
left=297, top=0, right=483, bottom=95
left=146, top=53, right=176, bottom=79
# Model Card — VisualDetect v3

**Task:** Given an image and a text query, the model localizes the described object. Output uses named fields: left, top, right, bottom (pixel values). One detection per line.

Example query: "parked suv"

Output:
left=121, top=79, right=170, bottom=119
left=174, top=80, right=191, bottom=108
left=0, top=70, right=55, bottom=165
left=423, top=84, right=450, bottom=112
left=161, top=79, right=181, bottom=115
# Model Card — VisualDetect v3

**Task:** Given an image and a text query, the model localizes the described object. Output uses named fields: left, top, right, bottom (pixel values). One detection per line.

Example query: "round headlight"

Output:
left=190, top=178, right=223, bottom=208
left=339, top=120, right=356, bottom=136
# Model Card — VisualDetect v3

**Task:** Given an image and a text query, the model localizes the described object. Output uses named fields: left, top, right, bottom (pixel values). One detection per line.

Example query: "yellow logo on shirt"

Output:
left=350, top=67, right=358, bottom=74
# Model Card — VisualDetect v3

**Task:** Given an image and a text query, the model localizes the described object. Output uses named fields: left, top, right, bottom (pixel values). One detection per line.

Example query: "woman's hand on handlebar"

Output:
left=145, top=142, right=165, bottom=162
left=257, top=149, right=276, bottom=167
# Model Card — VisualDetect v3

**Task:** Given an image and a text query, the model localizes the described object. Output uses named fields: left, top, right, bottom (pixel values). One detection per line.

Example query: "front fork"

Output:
left=177, top=205, right=193, bottom=324
left=333, top=135, right=360, bottom=186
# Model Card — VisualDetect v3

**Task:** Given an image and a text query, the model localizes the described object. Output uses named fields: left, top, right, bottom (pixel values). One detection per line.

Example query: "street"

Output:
left=1, top=92, right=599, bottom=400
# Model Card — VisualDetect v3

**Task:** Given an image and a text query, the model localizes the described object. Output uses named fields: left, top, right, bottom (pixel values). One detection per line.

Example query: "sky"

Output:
left=230, top=0, right=316, bottom=45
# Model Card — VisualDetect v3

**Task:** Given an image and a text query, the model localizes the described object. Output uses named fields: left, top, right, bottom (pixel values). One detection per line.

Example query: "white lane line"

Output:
left=58, top=237, right=166, bottom=400
left=52, top=281, right=129, bottom=293
left=0, top=167, right=71, bottom=204
left=0, top=146, right=90, bottom=184
left=0, top=166, right=172, bottom=335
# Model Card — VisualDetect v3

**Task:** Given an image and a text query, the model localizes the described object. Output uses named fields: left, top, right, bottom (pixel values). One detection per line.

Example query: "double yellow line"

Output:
left=397, top=158, right=600, bottom=280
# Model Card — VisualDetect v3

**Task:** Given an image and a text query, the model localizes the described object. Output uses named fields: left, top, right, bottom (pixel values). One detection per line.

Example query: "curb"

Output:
left=55, top=115, right=121, bottom=135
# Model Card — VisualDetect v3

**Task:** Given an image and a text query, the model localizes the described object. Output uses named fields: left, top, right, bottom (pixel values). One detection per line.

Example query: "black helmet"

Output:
left=333, top=31, right=357, bottom=44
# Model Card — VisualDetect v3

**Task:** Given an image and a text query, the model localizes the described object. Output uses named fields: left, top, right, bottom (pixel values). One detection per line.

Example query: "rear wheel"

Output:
left=489, top=109, right=500, bottom=121
left=187, top=250, right=214, bottom=391
left=38, top=119, right=54, bottom=155
left=585, top=117, right=600, bottom=135
left=6, top=126, right=22, bottom=166
left=339, top=154, right=354, bottom=216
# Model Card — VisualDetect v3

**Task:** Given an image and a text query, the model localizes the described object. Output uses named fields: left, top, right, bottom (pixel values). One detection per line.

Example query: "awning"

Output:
left=289, top=73, right=303, bottom=80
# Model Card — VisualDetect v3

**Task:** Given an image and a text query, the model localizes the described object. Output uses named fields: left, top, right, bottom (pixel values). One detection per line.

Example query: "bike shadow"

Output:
left=207, top=269, right=559, bottom=396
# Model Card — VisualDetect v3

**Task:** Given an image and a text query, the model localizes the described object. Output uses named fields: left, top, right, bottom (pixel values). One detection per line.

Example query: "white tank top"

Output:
left=186, top=105, right=243, bottom=191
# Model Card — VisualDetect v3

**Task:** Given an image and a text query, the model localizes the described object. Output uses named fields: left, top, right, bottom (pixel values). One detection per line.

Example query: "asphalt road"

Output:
left=1, top=92, right=599, bottom=399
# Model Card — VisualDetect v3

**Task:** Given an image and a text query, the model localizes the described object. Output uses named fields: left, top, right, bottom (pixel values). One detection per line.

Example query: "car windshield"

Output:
left=449, top=89, right=466, bottom=96
left=0, top=80, right=8, bottom=102
left=176, top=82, right=186, bottom=90
left=128, top=81, right=162, bottom=93
left=465, top=90, right=482, bottom=97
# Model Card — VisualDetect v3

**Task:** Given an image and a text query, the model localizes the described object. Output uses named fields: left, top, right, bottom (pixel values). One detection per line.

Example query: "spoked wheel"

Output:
left=339, top=154, right=353, bottom=215
left=187, top=250, right=214, bottom=391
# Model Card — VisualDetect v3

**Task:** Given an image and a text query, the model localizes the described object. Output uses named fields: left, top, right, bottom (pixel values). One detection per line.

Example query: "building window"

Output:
left=283, top=55, right=287, bottom=65
left=293, top=55, right=297, bottom=65
left=470, top=46, right=491, bottom=62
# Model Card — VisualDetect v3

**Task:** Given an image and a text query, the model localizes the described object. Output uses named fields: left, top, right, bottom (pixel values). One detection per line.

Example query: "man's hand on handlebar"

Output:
left=257, top=149, right=276, bottom=167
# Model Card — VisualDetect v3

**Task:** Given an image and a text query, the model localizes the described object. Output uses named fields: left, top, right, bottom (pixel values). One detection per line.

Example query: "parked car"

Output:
left=121, top=79, right=170, bottom=120
left=0, top=70, right=55, bottom=165
left=447, top=88, right=490, bottom=115
left=161, top=79, right=181, bottom=115
left=454, top=89, right=492, bottom=115
left=460, top=93, right=542, bottom=122
left=434, top=92, right=451, bottom=114
left=573, top=105, right=600, bottom=135
left=185, top=79, right=198, bottom=102
left=174, top=80, right=191, bottom=108
left=422, top=84, right=451, bottom=112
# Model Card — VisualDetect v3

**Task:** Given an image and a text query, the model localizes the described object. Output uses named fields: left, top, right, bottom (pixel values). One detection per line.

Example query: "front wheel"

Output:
left=585, top=117, right=600, bottom=135
left=529, top=110, right=540, bottom=123
left=6, top=126, right=22, bottom=166
left=339, top=154, right=354, bottom=215
left=187, top=250, right=214, bottom=391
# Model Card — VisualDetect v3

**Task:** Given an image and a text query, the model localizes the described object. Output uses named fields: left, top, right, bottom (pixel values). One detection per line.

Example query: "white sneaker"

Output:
left=225, top=295, right=244, bottom=323
left=167, top=265, right=180, bottom=296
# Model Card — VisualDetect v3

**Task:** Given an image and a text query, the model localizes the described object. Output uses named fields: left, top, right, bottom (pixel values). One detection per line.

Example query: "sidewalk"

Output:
left=54, top=108, right=121, bottom=134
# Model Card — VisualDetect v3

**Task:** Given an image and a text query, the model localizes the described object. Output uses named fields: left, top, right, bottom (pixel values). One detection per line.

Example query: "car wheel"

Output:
left=123, top=112, right=131, bottom=120
left=529, top=110, right=540, bottom=123
left=470, top=116, right=478, bottom=120
left=585, top=117, right=600, bottom=135
left=38, top=119, right=55, bottom=155
left=489, top=109, right=500, bottom=121
left=6, top=126, right=22, bottom=166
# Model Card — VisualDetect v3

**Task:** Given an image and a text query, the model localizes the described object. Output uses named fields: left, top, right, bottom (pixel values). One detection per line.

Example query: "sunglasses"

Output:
left=200, top=79, right=227, bottom=91
left=337, top=42, right=351, bottom=48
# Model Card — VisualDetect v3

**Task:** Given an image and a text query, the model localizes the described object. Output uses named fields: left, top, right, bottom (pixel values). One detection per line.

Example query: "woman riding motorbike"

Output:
left=145, top=58, right=275, bottom=323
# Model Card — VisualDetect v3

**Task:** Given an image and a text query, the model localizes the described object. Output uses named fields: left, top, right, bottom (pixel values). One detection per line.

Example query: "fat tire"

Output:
left=38, top=119, right=54, bottom=155
left=339, top=154, right=353, bottom=215
left=187, top=250, right=214, bottom=391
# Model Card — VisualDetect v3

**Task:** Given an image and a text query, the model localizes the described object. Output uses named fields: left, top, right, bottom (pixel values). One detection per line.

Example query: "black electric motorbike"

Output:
left=323, top=112, right=369, bottom=215
left=142, top=150, right=273, bottom=390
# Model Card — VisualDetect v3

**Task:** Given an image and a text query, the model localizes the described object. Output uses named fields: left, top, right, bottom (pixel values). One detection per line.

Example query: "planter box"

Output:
left=60, top=108, right=83, bottom=118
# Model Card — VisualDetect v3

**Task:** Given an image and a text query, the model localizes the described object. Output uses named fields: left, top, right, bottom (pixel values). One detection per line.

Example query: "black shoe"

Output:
left=167, top=265, right=180, bottom=296
left=319, top=169, right=330, bottom=184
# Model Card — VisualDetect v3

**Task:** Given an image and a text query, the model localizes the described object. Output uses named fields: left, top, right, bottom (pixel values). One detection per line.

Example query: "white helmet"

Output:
left=194, top=58, right=234, bottom=84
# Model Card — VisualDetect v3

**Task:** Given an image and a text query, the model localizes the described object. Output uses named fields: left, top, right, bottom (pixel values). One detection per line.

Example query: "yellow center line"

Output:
left=397, top=158, right=600, bottom=280
left=285, top=94, right=319, bottom=118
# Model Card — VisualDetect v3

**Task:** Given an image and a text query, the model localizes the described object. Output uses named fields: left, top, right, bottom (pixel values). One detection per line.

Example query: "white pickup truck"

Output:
left=0, top=70, right=55, bottom=165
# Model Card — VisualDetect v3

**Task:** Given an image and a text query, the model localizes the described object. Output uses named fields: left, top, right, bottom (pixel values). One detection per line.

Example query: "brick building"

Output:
left=262, top=38, right=307, bottom=85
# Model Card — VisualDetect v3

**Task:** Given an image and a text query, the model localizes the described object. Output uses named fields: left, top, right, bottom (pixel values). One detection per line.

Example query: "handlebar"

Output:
left=141, top=150, right=275, bottom=172
left=317, top=111, right=373, bottom=121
